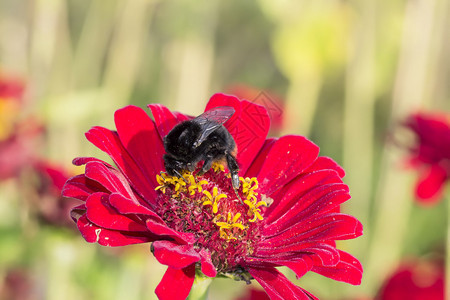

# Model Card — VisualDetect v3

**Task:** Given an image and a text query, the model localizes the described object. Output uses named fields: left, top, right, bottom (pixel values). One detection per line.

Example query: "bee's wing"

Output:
left=192, top=106, right=235, bottom=148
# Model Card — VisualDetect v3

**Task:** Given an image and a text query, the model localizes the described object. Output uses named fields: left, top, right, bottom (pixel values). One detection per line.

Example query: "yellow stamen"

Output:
left=202, top=187, right=227, bottom=214
left=212, top=162, right=225, bottom=173
left=215, top=212, right=245, bottom=240
left=187, top=174, right=208, bottom=195
left=243, top=182, right=267, bottom=223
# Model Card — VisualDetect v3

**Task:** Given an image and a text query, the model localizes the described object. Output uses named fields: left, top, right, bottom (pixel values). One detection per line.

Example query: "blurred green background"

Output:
left=1, top=0, right=450, bottom=299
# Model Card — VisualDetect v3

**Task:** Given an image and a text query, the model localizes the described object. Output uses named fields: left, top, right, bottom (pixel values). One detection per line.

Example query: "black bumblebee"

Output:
left=163, top=106, right=240, bottom=190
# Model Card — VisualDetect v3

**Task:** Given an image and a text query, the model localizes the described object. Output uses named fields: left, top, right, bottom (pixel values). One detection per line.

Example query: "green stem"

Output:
left=187, top=272, right=213, bottom=300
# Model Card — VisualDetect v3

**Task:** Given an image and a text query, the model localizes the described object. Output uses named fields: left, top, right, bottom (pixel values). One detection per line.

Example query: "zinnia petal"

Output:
left=152, top=241, right=200, bottom=269
left=85, top=192, right=148, bottom=232
left=249, top=267, right=318, bottom=300
left=77, top=215, right=154, bottom=246
left=312, top=250, right=363, bottom=285
left=155, top=265, right=195, bottom=300
left=115, top=105, right=166, bottom=188
left=85, top=126, right=158, bottom=204
left=205, top=93, right=270, bottom=174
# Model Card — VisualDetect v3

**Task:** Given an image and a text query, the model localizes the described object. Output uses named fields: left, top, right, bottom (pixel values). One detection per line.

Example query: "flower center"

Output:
left=155, top=162, right=267, bottom=273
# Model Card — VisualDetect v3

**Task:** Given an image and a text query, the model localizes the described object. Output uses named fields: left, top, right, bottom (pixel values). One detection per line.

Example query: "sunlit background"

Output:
left=1, top=0, right=450, bottom=299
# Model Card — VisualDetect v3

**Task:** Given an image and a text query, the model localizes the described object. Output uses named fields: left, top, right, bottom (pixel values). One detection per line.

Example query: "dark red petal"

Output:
left=72, top=156, right=113, bottom=168
left=155, top=265, right=195, bottom=300
left=114, top=105, right=165, bottom=190
left=77, top=215, right=153, bottom=246
left=152, top=241, right=200, bottom=269
left=205, top=93, right=271, bottom=174
left=312, top=250, right=363, bottom=285
left=70, top=204, right=86, bottom=222
left=62, top=174, right=100, bottom=201
left=248, top=267, right=318, bottom=300
left=199, top=249, right=217, bottom=277
left=245, top=138, right=277, bottom=178
left=276, top=257, right=313, bottom=279
left=264, top=184, right=350, bottom=234
left=256, top=243, right=340, bottom=267
left=262, top=213, right=363, bottom=244
left=254, top=135, right=320, bottom=195
left=109, top=193, right=162, bottom=222
left=305, top=156, right=345, bottom=178
left=415, top=164, right=447, bottom=204
left=148, top=104, right=187, bottom=139
left=146, top=219, right=196, bottom=244
left=85, top=126, right=157, bottom=204
left=85, top=193, right=148, bottom=232
left=265, top=170, right=345, bottom=224
left=84, top=161, right=134, bottom=197
left=246, top=256, right=315, bottom=280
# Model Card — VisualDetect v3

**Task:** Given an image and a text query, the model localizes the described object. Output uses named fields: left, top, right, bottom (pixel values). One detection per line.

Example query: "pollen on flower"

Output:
left=202, top=186, right=227, bottom=214
left=215, top=212, right=246, bottom=240
left=240, top=177, right=267, bottom=222
left=154, top=165, right=266, bottom=272
left=212, top=161, right=225, bottom=173
left=187, top=174, right=208, bottom=195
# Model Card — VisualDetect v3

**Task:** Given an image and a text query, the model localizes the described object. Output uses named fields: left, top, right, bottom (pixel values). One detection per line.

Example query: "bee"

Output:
left=163, top=106, right=240, bottom=190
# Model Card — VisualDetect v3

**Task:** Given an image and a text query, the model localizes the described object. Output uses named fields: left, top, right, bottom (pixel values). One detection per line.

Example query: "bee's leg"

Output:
left=225, top=153, right=243, bottom=204
left=225, top=153, right=240, bottom=189
left=199, top=155, right=214, bottom=175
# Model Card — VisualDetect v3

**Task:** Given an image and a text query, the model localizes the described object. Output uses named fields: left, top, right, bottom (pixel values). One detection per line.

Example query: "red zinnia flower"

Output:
left=63, top=93, right=363, bottom=299
left=404, top=113, right=450, bottom=204
left=377, top=259, right=444, bottom=300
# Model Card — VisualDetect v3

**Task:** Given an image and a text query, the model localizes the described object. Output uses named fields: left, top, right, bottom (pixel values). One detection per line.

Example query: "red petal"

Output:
left=70, top=204, right=86, bottom=222
left=146, top=219, right=195, bottom=244
left=62, top=174, right=103, bottom=201
left=73, top=156, right=113, bottom=168
left=415, top=164, right=447, bottom=204
left=265, top=169, right=345, bottom=224
left=85, top=193, right=148, bottom=232
left=262, top=213, right=363, bottom=244
left=152, top=241, right=200, bottom=269
left=205, top=93, right=270, bottom=174
left=77, top=215, right=153, bottom=246
left=312, top=250, right=363, bottom=285
left=148, top=104, right=188, bottom=139
left=264, top=184, right=350, bottom=235
left=84, top=161, right=135, bottom=198
left=245, top=138, right=277, bottom=178
left=248, top=267, right=318, bottom=300
left=199, top=249, right=217, bottom=277
left=155, top=265, right=195, bottom=300
left=254, top=135, right=320, bottom=195
left=246, top=256, right=315, bottom=280
left=85, top=126, right=157, bottom=204
left=275, top=257, right=314, bottom=279
left=114, top=105, right=165, bottom=190
left=256, top=243, right=340, bottom=267
left=306, top=156, right=345, bottom=178
left=109, top=193, right=162, bottom=222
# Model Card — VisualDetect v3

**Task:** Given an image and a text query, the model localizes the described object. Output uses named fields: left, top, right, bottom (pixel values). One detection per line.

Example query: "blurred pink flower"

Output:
left=32, top=160, right=79, bottom=227
left=0, top=76, right=41, bottom=180
left=404, top=113, right=450, bottom=205
left=377, top=259, right=443, bottom=300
